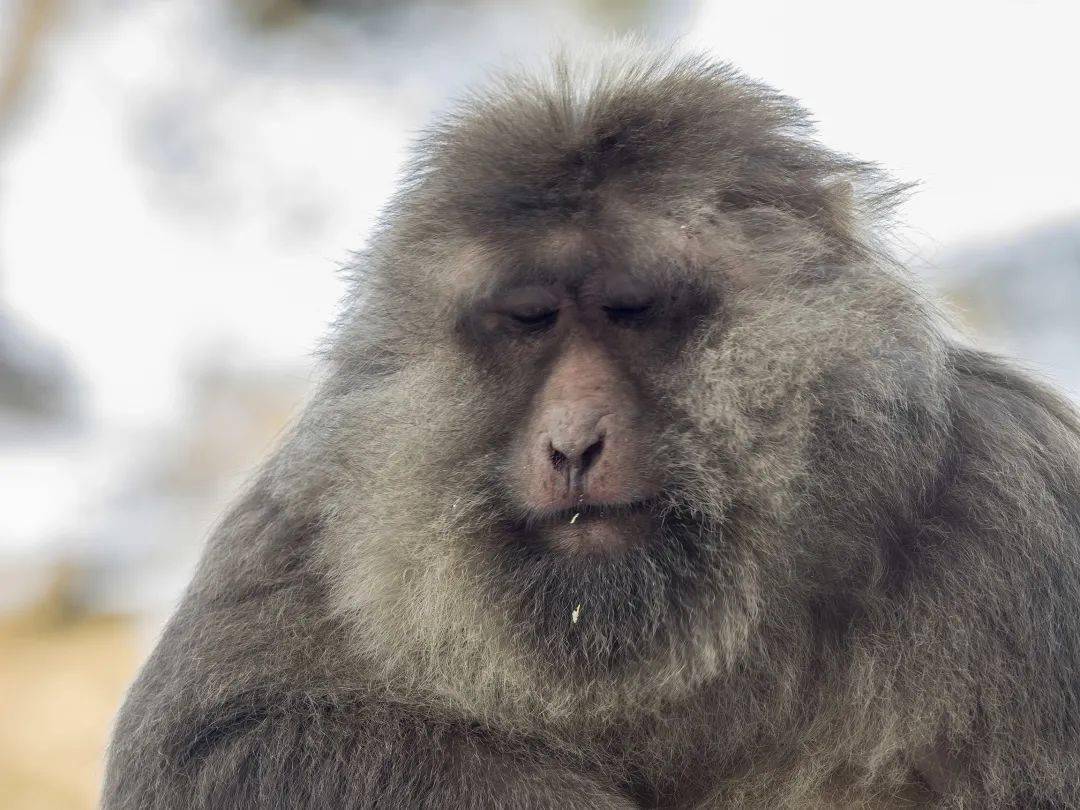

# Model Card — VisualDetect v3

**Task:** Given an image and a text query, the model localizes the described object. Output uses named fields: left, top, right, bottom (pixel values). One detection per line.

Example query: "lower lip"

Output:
left=544, top=508, right=653, bottom=555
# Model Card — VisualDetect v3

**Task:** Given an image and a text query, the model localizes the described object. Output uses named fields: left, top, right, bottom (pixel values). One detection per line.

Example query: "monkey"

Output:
left=103, top=50, right=1080, bottom=808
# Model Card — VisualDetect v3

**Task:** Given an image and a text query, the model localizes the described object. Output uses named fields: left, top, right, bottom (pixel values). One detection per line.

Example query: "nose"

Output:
left=546, top=408, right=607, bottom=493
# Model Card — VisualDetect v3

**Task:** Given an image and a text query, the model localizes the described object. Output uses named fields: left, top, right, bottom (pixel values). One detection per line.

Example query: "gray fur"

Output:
left=103, top=50, right=1080, bottom=808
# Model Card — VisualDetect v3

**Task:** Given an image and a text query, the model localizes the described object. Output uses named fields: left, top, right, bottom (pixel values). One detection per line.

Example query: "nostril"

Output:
left=546, top=422, right=606, bottom=483
left=580, top=436, right=604, bottom=473
left=550, top=447, right=568, bottom=470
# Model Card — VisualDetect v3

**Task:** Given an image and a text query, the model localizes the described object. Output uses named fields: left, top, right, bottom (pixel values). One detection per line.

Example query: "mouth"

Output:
left=529, top=497, right=661, bottom=555
left=536, top=497, right=659, bottom=527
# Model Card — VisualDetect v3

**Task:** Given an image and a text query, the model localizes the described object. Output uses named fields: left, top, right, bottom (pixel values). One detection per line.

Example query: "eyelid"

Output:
left=602, top=301, right=653, bottom=313
left=509, top=308, right=559, bottom=326
left=602, top=293, right=656, bottom=318
left=489, top=286, right=561, bottom=323
left=603, top=304, right=652, bottom=327
left=504, top=301, right=559, bottom=318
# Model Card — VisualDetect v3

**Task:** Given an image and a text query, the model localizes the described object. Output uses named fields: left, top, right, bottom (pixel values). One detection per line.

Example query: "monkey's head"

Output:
left=313, top=53, right=946, bottom=723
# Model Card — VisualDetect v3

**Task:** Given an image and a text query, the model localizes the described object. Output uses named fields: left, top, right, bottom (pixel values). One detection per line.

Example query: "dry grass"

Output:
left=0, top=610, right=139, bottom=809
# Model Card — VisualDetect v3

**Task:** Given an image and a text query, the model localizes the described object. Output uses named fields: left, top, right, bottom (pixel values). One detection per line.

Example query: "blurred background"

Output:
left=0, top=0, right=1077, bottom=806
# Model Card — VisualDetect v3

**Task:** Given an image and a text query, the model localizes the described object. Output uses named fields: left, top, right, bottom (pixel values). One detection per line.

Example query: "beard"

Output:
left=476, top=496, right=732, bottom=676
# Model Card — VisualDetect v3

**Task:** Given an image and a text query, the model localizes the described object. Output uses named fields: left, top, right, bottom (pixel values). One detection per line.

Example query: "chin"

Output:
left=483, top=502, right=722, bottom=673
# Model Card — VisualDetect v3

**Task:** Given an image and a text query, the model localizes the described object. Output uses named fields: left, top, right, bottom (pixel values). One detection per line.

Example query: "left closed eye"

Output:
left=602, top=302, right=653, bottom=325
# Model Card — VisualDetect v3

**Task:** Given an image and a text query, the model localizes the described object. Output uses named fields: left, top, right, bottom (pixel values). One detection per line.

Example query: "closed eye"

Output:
left=603, top=303, right=653, bottom=325
left=488, top=285, right=561, bottom=333
left=509, top=309, right=559, bottom=330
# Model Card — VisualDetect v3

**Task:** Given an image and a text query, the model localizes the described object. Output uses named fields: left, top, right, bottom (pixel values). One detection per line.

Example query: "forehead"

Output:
left=443, top=210, right=703, bottom=301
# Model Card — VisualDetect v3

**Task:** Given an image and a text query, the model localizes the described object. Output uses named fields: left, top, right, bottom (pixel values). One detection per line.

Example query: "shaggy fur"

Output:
left=104, top=51, right=1080, bottom=808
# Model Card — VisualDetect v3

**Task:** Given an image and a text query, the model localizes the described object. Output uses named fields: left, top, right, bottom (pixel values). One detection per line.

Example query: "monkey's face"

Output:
left=399, top=223, right=778, bottom=677
left=461, top=265, right=702, bottom=556
left=330, top=192, right=932, bottom=697
left=324, top=65, right=930, bottom=694
left=328, top=198, right=932, bottom=702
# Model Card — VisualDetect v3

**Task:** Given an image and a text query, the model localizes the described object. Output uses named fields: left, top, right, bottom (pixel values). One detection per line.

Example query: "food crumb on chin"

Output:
left=571, top=604, right=582, bottom=625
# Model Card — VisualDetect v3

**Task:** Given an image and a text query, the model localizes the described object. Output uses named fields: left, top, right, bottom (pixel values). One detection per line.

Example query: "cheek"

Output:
left=669, top=340, right=817, bottom=520
left=362, top=352, right=517, bottom=465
